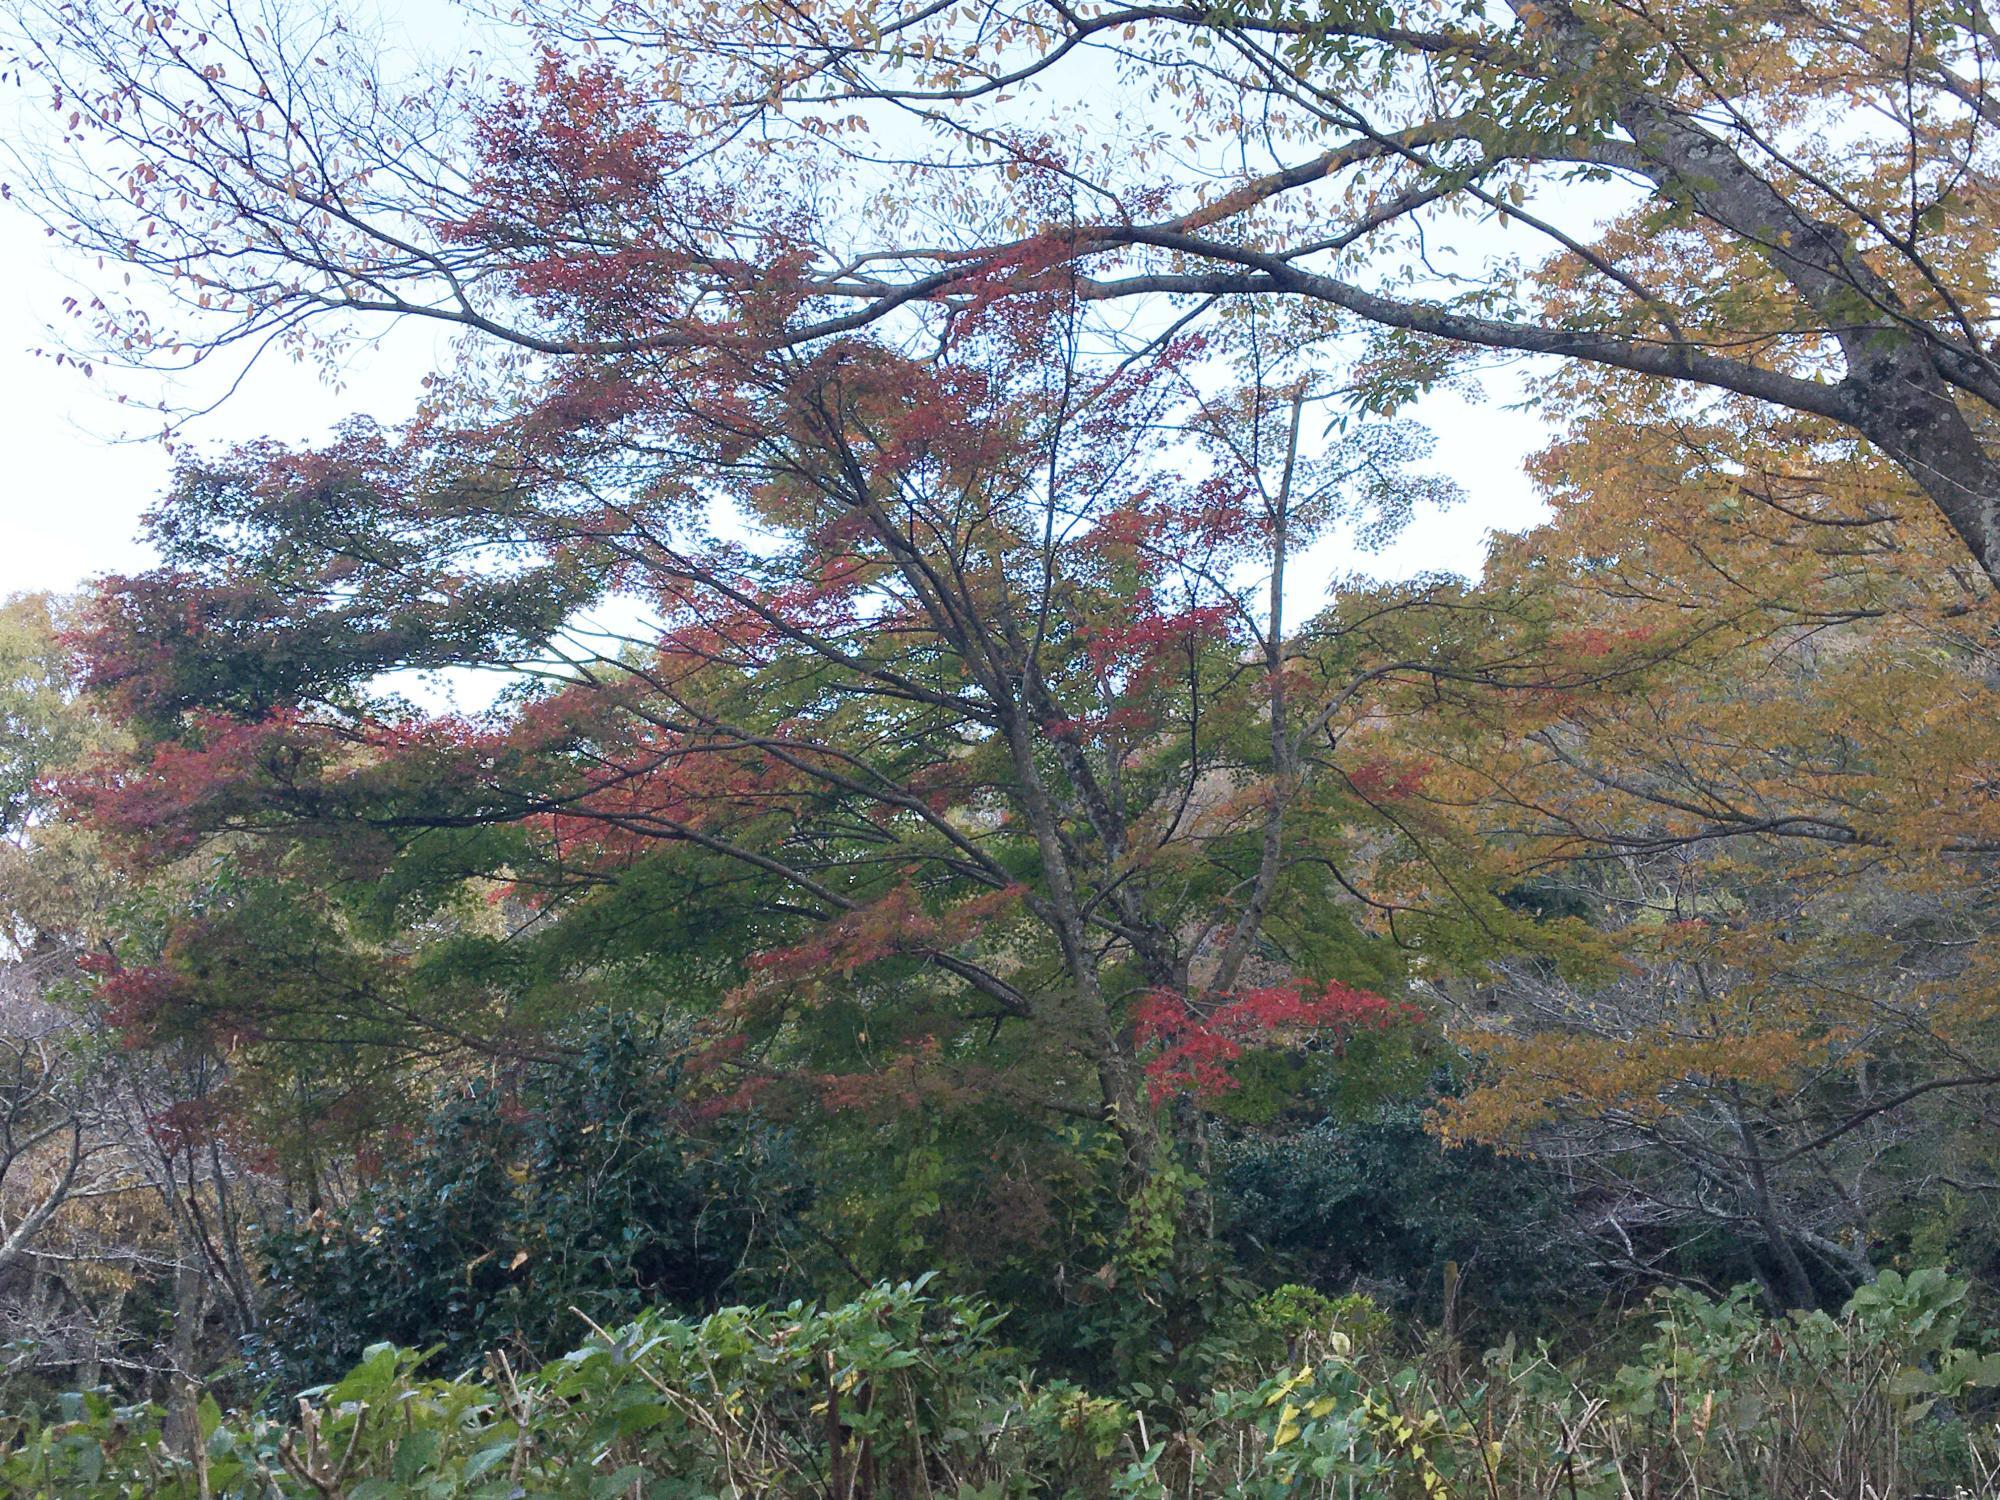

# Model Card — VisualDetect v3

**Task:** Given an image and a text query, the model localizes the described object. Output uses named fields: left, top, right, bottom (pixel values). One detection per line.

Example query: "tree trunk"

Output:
left=1730, top=1093, right=1819, bottom=1309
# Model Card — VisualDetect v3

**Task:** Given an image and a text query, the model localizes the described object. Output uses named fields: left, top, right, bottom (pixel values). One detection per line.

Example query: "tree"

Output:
left=10, top=0, right=2000, bottom=583
left=62, top=294, right=1532, bottom=1353
left=0, top=595, right=121, bottom=956
left=1332, top=382, right=2000, bottom=1306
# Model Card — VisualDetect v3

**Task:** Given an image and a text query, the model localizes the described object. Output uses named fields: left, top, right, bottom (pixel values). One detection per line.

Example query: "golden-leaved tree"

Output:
left=1321, top=364, right=2000, bottom=1303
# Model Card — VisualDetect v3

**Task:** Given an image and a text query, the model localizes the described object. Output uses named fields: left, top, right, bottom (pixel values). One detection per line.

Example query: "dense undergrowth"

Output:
left=6, top=1269, right=1999, bottom=1499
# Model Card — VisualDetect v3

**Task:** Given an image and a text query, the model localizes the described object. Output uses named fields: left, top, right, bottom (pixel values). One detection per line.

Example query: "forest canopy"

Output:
left=0, top=1, right=1998, bottom=1495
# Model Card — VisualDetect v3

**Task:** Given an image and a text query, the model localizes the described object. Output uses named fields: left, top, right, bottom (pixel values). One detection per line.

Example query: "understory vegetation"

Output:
left=10, top=1273, right=2000, bottom=1499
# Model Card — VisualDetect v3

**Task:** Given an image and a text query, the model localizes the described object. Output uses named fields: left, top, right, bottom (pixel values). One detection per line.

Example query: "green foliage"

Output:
left=6, top=1272, right=1997, bottom=1498
left=254, top=1017, right=798, bottom=1387
left=0, top=591, right=125, bottom=948
left=0, top=594, right=86, bottom=839
left=1214, top=1103, right=1594, bottom=1329
left=0, top=1281, right=1137, bottom=1499
left=1214, top=1284, right=1391, bottom=1376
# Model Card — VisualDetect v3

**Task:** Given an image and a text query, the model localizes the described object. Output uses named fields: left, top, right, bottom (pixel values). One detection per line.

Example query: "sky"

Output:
left=0, top=206, right=453, bottom=600
left=0, top=5, right=1554, bottom=612
left=0, top=210, right=1550, bottom=607
left=1, top=206, right=165, bottom=596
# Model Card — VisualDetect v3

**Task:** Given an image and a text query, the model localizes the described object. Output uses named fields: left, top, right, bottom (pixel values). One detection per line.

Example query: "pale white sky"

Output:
left=0, top=207, right=453, bottom=599
left=0, top=215, right=1548, bottom=608
left=0, top=2, right=1552, bottom=610
left=1, top=207, right=163, bottom=596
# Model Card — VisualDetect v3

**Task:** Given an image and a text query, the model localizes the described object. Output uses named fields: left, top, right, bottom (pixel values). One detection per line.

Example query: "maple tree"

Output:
left=60, top=279, right=1559, bottom=1329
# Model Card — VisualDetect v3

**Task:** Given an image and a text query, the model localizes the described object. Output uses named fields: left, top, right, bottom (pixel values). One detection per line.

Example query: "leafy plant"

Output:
left=8, top=1272, right=1998, bottom=1499
left=254, top=1016, right=797, bottom=1387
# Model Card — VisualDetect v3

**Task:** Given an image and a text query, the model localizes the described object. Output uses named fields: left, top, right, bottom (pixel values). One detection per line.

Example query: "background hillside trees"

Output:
left=0, top=600, right=272, bottom=1402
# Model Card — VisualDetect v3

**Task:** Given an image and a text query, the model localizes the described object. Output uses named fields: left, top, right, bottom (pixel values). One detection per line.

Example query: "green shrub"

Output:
left=255, top=1018, right=800, bottom=1387
left=1214, top=1104, right=1593, bottom=1330
left=1, top=1280, right=1135, bottom=1499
